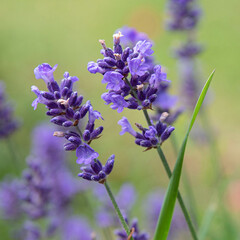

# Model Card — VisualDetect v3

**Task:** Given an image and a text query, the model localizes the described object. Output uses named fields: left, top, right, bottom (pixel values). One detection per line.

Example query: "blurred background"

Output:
left=0, top=0, right=239, bottom=239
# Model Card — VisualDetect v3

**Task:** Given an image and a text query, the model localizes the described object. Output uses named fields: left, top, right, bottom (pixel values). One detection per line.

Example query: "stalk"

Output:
left=104, top=181, right=132, bottom=239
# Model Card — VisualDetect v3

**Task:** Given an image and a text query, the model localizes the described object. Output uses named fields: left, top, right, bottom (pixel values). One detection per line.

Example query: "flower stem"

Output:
left=104, top=181, right=132, bottom=239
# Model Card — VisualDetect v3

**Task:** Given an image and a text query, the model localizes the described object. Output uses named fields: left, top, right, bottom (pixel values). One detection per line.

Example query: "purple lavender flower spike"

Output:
left=88, top=30, right=166, bottom=112
left=166, top=0, right=201, bottom=31
left=118, top=117, right=136, bottom=137
left=0, top=180, right=22, bottom=219
left=102, top=71, right=125, bottom=91
left=76, top=143, right=99, bottom=165
left=0, top=81, right=20, bottom=138
left=34, top=63, right=58, bottom=84
left=118, top=114, right=174, bottom=149
left=32, top=64, right=113, bottom=174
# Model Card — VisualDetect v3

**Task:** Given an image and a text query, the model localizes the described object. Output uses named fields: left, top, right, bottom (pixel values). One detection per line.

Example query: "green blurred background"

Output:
left=0, top=0, right=239, bottom=239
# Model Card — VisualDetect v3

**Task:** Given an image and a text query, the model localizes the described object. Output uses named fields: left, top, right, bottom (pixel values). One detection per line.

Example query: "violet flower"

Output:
left=118, top=113, right=175, bottom=149
left=32, top=63, right=115, bottom=183
left=0, top=180, right=23, bottom=219
left=166, top=0, right=201, bottom=31
left=88, top=31, right=167, bottom=111
left=0, top=81, right=19, bottom=138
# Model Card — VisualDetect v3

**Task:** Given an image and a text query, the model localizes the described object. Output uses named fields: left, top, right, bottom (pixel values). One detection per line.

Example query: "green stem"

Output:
left=104, top=181, right=132, bottom=239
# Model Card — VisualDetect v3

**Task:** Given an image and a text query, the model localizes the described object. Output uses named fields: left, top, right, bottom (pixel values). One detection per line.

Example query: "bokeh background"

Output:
left=0, top=0, right=239, bottom=239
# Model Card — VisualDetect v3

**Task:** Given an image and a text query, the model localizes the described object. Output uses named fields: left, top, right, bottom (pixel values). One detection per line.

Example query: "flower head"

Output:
left=88, top=30, right=167, bottom=112
left=118, top=115, right=175, bottom=149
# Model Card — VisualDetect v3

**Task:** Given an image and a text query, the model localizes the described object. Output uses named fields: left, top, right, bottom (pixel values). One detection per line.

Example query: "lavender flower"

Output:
left=166, top=0, right=203, bottom=112
left=166, top=0, right=201, bottom=31
left=32, top=63, right=115, bottom=183
left=88, top=32, right=168, bottom=111
left=115, top=218, right=150, bottom=240
left=32, top=63, right=103, bottom=165
left=118, top=113, right=175, bottom=149
left=0, top=81, right=19, bottom=138
left=178, top=58, right=200, bottom=110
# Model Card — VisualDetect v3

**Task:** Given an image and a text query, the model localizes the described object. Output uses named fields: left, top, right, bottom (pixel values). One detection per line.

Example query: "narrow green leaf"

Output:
left=153, top=70, right=215, bottom=240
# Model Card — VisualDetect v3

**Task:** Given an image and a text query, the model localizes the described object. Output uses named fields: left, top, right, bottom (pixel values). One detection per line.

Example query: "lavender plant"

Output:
left=88, top=29, right=198, bottom=239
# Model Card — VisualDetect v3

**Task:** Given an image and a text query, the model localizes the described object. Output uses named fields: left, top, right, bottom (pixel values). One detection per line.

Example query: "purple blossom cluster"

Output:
left=118, top=114, right=175, bottom=149
left=0, top=81, right=19, bottom=138
left=32, top=63, right=115, bottom=182
left=166, top=0, right=203, bottom=111
left=166, top=0, right=201, bottom=31
left=88, top=32, right=169, bottom=112
left=0, top=123, right=92, bottom=239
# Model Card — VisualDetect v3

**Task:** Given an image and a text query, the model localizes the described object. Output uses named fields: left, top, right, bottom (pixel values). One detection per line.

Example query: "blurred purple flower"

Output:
left=0, top=81, right=20, bottom=138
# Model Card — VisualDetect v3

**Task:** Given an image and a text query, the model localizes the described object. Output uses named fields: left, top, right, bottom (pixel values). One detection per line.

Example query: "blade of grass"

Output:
left=153, top=70, right=215, bottom=240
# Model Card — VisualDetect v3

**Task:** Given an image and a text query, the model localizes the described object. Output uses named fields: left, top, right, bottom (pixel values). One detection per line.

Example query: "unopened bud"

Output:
left=99, top=39, right=107, bottom=50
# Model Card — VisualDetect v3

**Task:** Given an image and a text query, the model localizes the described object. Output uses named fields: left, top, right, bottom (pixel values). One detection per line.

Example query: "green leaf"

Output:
left=153, top=70, right=215, bottom=240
